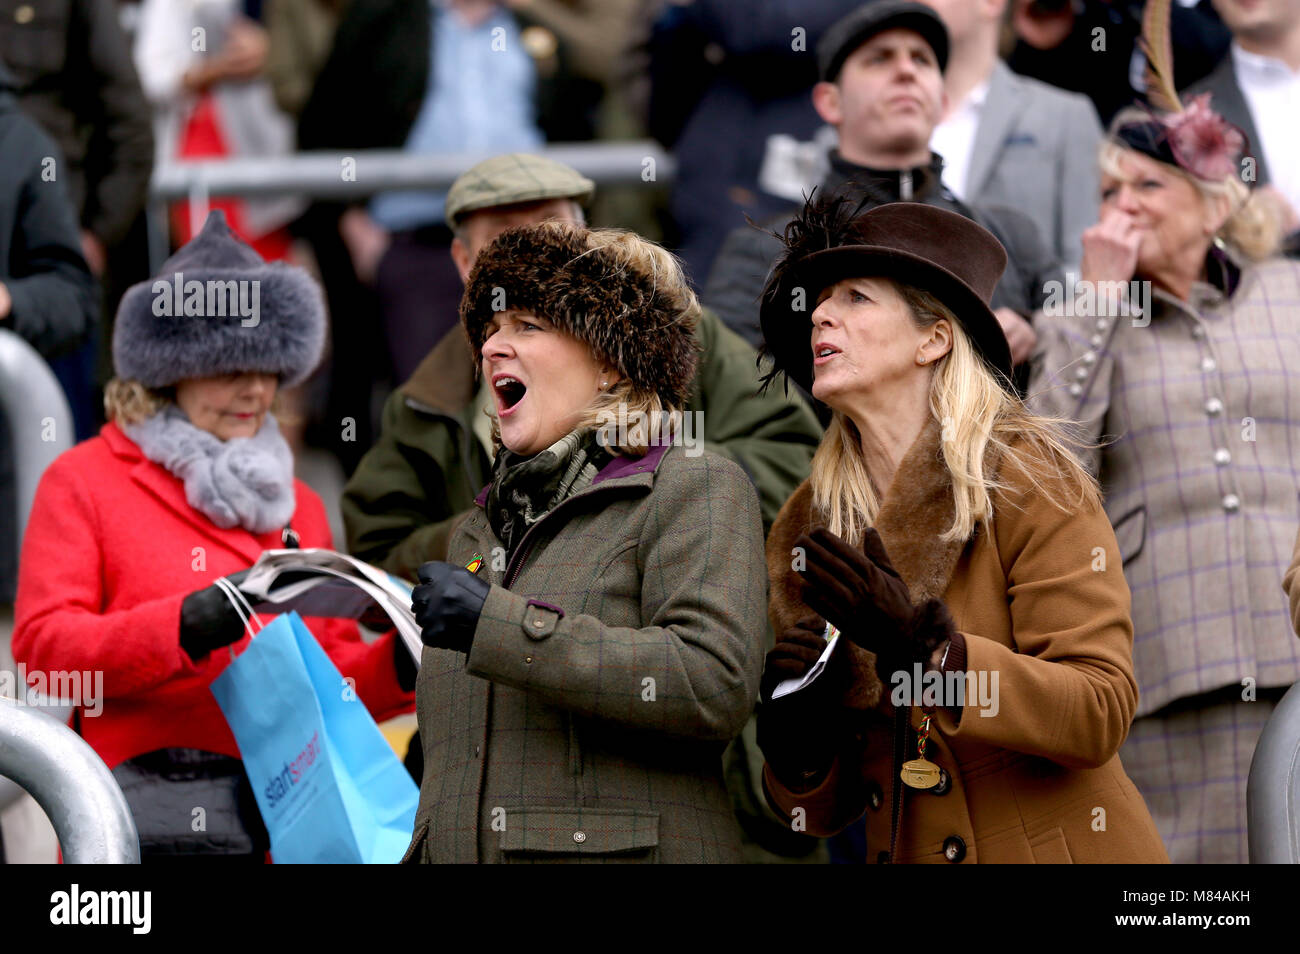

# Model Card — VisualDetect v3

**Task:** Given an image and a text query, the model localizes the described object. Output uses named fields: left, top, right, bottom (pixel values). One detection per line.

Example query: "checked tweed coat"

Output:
left=1028, top=259, right=1300, bottom=714
left=404, top=443, right=766, bottom=863
left=1028, top=257, right=1300, bottom=861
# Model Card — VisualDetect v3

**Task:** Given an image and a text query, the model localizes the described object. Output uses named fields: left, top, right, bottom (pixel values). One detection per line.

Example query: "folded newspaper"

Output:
left=237, top=549, right=422, bottom=668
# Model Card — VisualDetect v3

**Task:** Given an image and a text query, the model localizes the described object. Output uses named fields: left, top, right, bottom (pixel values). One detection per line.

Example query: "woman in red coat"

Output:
left=12, top=211, right=415, bottom=859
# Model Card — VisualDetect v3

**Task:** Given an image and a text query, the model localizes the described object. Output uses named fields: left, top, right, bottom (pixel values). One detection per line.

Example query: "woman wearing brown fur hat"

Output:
left=403, top=222, right=767, bottom=863
left=755, top=196, right=1168, bottom=863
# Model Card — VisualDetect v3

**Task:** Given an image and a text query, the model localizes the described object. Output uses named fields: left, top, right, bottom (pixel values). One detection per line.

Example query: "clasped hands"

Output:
left=765, top=527, right=958, bottom=701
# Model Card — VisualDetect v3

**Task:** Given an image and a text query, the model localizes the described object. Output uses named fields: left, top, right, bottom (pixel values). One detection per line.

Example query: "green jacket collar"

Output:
left=401, top=330, right=476, bottom=416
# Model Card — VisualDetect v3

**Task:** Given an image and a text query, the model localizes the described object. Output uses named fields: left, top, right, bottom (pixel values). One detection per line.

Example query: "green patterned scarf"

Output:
left=485, top=428, right=612, bottom=558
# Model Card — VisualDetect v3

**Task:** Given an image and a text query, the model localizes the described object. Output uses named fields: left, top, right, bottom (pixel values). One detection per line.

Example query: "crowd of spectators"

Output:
left=1, top=0, right=1299, bottom=865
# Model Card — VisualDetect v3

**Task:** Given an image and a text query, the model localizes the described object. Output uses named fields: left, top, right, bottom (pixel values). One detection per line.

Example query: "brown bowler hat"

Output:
left=759, top=196, right=1013, bottom=395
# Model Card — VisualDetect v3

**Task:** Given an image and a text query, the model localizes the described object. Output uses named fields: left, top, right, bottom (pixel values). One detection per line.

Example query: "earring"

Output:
left=600, top=380, right=608, bottom=390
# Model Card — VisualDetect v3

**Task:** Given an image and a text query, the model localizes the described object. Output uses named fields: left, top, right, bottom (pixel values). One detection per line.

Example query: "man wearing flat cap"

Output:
left=705, top=0, right=1060, bottom=387
left=342, top=153, right=822, bottom=581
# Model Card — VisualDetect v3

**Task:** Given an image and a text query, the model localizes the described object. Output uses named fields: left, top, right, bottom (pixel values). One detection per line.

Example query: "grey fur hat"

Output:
left=112, top=211, right=326, bottom=388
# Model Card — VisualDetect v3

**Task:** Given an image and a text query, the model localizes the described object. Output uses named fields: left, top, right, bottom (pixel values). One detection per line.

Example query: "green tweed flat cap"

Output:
left=445, top=153, right=596, bottom=226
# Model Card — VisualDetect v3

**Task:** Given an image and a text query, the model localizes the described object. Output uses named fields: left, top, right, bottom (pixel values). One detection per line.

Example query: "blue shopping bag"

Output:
left=210, top=610, right=418, bottom=863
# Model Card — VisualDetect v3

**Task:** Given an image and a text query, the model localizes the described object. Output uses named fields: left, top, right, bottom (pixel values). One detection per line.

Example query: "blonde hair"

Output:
left=810, top=284, right=1099, bottom=544
left=486, top=227, right=699, bottom=457
left=1101, top=111, right=1285, bottom=262
left=103, top=377, right=171, bottom=426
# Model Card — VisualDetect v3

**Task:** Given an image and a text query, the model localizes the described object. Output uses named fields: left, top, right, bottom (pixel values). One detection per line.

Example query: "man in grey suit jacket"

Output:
left=922, top=0, right=1102, bottom=272
left=1185, top=0, right=1300, bottom=245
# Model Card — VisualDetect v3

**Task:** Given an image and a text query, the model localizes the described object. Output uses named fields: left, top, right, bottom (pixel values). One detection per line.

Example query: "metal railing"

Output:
left=1248, top=680, right=1300, bottom=863
left=0, top=698, right=139, bottom=863
left=0, top=329, right=74, bottom=548
left=148, top=141, right=675, bottom=266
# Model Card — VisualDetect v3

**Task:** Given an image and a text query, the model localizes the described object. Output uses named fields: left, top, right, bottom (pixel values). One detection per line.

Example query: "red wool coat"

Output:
left=12, top=423, right=415, bottom=770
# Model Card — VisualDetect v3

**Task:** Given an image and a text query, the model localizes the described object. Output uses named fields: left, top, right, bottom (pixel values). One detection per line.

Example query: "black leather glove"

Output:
left=795, top=527, right=957, bottom=685
left=412, top=562, right=490, bottom=653
left=756, top=615, right=844, bottom=787
left=179, top=569, right=254, bottom=661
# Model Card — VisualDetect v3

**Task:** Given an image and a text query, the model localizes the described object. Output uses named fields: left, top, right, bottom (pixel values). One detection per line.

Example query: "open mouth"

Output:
left=493, top=374, right=528, bottom=415
left=813, top=344, right=841, bottom=365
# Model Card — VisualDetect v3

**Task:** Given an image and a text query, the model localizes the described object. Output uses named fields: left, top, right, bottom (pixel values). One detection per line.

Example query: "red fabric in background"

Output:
left=171, top=94, right=292, bottom=262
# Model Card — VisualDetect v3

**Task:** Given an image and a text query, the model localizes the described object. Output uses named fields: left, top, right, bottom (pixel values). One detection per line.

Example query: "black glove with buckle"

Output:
left=412, top=562, right=491, bottom=653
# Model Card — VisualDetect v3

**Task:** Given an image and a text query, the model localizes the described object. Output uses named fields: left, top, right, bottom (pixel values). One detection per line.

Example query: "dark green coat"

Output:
left=342, top=308, right=821, bottom=579
left=402, top=443, right=767, bottom=863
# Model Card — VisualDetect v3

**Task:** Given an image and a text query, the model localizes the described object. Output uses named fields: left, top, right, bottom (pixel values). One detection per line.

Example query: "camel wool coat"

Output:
left=762, top=419, right=1169, bottom=864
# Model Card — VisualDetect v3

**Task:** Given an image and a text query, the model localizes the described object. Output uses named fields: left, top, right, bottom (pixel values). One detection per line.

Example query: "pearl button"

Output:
left=1205, top=398, right=1223, bottom=416
left=1192, top=325, right=1206, bottom=338
left=1075, top=366, right=1089, bottom=380
left=1222, top=494, right=1240, bottom=512
left=1201, top=356, right=1216, bottom=372
left=1083, top=351, right=1097, bottom=365
left=1069, top=383, right=1083, bottom=397
left=1090, top=334, right=1103, bottom=348
left=573, top=831, right=587, bottom=844
left=1214, top=448, right=1231, bottom=466
left=1096, top=318, right=1111, bottom=331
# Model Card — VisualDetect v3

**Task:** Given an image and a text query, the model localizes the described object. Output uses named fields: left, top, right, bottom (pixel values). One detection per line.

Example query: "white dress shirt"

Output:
left=930, top=79, right=990, bottom=200
left=1232, top=44, right=1300, bottom=218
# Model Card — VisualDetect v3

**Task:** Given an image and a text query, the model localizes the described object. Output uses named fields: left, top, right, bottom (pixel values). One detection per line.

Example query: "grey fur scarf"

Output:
left=123, top=405, right=295, bottom=534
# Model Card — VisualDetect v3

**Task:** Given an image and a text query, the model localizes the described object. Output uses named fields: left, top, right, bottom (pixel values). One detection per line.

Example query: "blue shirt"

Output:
left=369, top=2, right=543, bottom=231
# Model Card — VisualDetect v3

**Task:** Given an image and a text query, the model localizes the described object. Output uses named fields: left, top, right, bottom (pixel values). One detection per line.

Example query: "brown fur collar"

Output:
left=766, top=416, right=1002, bottom=708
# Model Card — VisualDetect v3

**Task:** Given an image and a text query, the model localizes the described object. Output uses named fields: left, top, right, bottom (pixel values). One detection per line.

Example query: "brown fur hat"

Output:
left=460, top=222, right=701, bottom=409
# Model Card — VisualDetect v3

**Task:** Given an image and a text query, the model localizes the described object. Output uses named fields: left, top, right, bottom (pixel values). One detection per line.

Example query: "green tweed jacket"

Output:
left=404, top=443, right=767, bottom=863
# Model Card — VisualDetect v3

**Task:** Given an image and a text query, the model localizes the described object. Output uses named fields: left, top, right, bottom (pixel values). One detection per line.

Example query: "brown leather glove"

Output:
left=756, top=614, right=844, bottom=786
left=794, top=527, right=956, bottom=686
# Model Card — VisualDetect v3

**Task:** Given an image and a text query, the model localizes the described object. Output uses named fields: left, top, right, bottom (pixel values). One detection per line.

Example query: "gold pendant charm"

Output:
left=901, top=758, right=941, bottom=790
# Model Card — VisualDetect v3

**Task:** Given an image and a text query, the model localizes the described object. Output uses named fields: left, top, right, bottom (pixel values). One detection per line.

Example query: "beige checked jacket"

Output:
left=1028, top=258, right=1300, bottom=717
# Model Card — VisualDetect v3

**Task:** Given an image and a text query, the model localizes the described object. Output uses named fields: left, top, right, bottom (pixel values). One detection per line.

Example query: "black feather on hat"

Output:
left=460, top=222, right=700, bottom=410
left=112, top=210, right=326, bottom=389
left=759, top=191, right=1014, bottom=395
